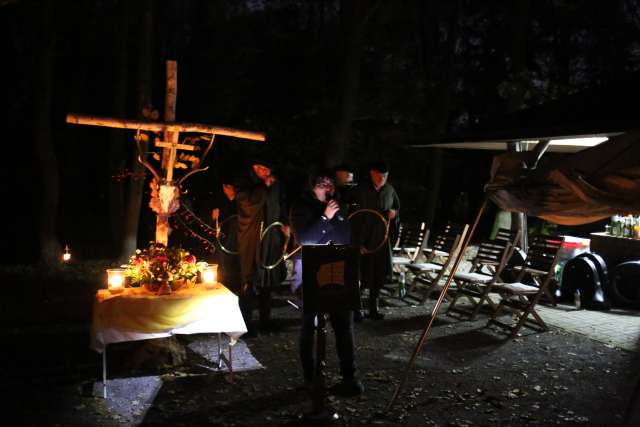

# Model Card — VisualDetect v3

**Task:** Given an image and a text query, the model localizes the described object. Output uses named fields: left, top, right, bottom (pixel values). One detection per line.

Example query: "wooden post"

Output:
left=162, top=61, right=178, bottom=178
left=155, top=61, right=179, bottom=245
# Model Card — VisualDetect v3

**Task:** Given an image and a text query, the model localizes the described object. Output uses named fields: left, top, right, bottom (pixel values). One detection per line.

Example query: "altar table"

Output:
left=90, top=284, right=247, bottom=398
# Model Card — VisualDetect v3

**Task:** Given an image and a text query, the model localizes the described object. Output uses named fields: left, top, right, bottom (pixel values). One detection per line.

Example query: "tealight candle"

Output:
left=62, top=245, right=71, bottom=262
left=202, top=264, right=218, bottom=285
left=107, top=268, right=125, bottom=294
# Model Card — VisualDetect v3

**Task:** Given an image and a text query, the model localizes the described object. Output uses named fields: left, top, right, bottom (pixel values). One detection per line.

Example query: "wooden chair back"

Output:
left=427, top=222, right=468, bottom=260
left=516, top=235, right=564, bottom=283
left=471, top=228, right=521, bottom=272
left=393, top=221, right=429, bottom=262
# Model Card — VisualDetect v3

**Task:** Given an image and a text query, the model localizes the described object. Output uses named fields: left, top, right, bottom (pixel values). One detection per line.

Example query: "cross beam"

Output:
left=65, top=114, right=266, bottom=141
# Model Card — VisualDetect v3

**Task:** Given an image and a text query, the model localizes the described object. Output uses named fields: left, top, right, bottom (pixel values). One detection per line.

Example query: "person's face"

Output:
left=312, top=178, right=335, bottom=202
left=370, top=170, right=389, bottom=189
left=335, top=170, right=354, bottom=186
left=252, top=164, right=272, bottom=180
left=222, top=184, right=235, bottom=200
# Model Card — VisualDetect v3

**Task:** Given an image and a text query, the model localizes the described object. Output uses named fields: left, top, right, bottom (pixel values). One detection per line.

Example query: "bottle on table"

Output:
left=611, top=215, right=620, bottom=236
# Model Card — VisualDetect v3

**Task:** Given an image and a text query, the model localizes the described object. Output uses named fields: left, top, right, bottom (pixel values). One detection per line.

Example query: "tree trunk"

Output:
left=108, top=0, right=129, bottom=253
left=419, top=0, right=461, bottom=225
left=506, top=0, right=530, bottom=112
left=424, top=148, right=443, bottom=224
left=119, top=0, right=153, bottom=261
left=325, top=0, right=377, bottom=167
left=507, top=0, right=530, bottom=250
left=34, top=0, right=61, bottom=265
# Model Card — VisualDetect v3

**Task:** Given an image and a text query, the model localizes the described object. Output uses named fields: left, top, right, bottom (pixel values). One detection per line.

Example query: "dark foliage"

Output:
left=2, top=0, right=639, bottom=262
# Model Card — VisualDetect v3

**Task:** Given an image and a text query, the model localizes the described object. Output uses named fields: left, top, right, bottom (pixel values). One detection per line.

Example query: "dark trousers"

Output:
left=360, top=248, right=388, bottom=291
left=360, top=250, right=388, bottom=309
left=239, top=286, right=271, bottom=328
left=299, top=310, right=356, bottom=382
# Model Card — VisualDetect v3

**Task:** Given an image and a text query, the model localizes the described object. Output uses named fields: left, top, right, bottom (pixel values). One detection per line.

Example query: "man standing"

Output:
left=333, top=163, right=357, bottom=213
left=353, top=160, right=400, bottom=320
left=290, top=169, right=363, bottom=396
left=236, top=157, right=287, bottom=333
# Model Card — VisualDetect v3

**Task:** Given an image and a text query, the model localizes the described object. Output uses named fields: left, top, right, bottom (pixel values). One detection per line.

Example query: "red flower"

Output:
left=133, top=256, right=143, bottom=266
left=185, top=255, right=196, bottom=264
left=156, top=255, right=168, bottom=263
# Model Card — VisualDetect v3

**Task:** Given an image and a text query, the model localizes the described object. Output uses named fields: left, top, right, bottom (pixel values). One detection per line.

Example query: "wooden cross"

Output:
left=154, top=130, right=196, bottom=182
left=66, top=60, right=265, bottom=246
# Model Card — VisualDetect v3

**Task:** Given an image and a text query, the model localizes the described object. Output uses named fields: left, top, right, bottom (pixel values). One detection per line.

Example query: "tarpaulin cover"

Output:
left=485, top=131, right=640, bottom=225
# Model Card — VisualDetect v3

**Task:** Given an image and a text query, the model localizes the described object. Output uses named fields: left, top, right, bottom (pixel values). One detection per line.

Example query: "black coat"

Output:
left=236, top=172, right=287, bottom=288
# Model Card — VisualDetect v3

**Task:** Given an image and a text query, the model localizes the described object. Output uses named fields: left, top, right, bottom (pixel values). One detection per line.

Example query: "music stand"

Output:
left=301, top=244, right=361, bottom=423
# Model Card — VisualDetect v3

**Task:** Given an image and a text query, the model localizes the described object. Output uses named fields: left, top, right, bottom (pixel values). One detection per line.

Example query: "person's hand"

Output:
left=387, top=209, right=398, bottom=220
left=282, top=225, right=291, bottom=237
left=324, top=200, right=340, bottom=220
left=212, top=208, right=220, bottom=221
left=263, top=175, right=276, bottom=187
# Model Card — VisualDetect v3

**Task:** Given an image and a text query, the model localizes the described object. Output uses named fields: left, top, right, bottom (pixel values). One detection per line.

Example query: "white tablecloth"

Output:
left=90, top=284, right=247, bottom=352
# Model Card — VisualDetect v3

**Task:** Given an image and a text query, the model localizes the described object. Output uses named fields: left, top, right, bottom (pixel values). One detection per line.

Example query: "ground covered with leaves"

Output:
left=0, top=263, right=639, bottom=426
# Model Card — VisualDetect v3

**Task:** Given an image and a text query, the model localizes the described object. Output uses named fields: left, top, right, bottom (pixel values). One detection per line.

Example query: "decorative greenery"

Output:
left=123, top=242, right=207, bottom=287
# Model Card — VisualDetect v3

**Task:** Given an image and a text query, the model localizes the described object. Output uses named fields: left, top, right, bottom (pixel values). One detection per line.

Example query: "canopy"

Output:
left=485, top=131, right=640, bottom=225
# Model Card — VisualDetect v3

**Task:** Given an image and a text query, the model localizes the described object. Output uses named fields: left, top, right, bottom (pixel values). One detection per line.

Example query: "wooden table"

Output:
left=90, top=283, right=247, bottom=398
left=589, top=232, right=640, bottom=270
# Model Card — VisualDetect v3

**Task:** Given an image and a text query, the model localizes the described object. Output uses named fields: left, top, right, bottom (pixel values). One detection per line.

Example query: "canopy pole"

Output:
left=510, top=141, right=528, bottom=251
left=386, top=197, right=489, bottom=411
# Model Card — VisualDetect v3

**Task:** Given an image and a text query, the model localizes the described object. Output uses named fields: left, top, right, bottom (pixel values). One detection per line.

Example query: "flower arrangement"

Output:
left=123, top=242, right=207, bottom=289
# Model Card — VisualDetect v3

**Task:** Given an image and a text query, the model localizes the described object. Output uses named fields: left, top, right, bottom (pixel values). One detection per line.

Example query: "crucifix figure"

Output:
left=67, top=60, right=265, bottom=246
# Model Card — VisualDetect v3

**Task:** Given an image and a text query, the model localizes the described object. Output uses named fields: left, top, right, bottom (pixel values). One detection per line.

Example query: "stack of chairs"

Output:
left=487, top=235, right=564, bottom=337
left=447, top=228, right=521, bottom=320
left=404, top=222, right=469, bottom=305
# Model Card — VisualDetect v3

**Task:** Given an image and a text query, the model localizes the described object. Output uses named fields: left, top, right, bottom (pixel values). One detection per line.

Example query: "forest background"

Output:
left=2, top=0, right=639, bottom=265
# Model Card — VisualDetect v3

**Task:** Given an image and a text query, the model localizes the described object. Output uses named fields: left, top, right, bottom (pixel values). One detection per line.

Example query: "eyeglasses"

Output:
left=315, top=182, right=335, bottom=189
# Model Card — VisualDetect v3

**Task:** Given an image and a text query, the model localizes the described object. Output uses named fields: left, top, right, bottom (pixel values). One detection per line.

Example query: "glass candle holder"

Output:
left=202, top=264, right=218, bottom=285
left=106, top=268, right=125, bottom=294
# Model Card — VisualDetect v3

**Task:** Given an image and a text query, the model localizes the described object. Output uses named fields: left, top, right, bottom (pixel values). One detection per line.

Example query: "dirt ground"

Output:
left=0, top=263, right=639, bottom=426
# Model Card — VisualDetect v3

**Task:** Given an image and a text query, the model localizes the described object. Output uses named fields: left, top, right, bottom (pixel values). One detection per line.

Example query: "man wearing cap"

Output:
left=352, top=160, right=400, bottom=320
left=236, top=156, right=288, bottom=333
left=333, top=162, right=357, bottom=214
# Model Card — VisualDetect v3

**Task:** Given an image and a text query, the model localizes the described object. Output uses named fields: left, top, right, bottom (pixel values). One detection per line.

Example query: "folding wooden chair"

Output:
left=487, top=235, right=564, bottom=337
left=447, top=228, right=521, bottom=319
left=392, top=221, right=429, bottom=270
left=404, top=222, right=468, bottom=304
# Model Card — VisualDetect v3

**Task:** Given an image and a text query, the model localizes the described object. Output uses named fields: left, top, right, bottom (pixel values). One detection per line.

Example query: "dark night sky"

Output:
left=2, top=0, right=639, bottom=263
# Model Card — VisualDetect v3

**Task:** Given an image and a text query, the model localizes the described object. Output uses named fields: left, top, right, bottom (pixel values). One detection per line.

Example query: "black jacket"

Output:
left=291, top=192, right=351, bottom=246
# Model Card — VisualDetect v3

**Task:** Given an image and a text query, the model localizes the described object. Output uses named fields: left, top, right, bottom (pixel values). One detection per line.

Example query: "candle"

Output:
left=202, top=264, right=218, bottom=285
left=62, top=245, right=71, bottom=262
left=107, top=268, right=125, bottom=294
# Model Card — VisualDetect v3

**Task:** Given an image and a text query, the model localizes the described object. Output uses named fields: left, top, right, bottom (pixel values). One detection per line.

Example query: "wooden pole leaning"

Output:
left=386, top=197, right=489, bottom=411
